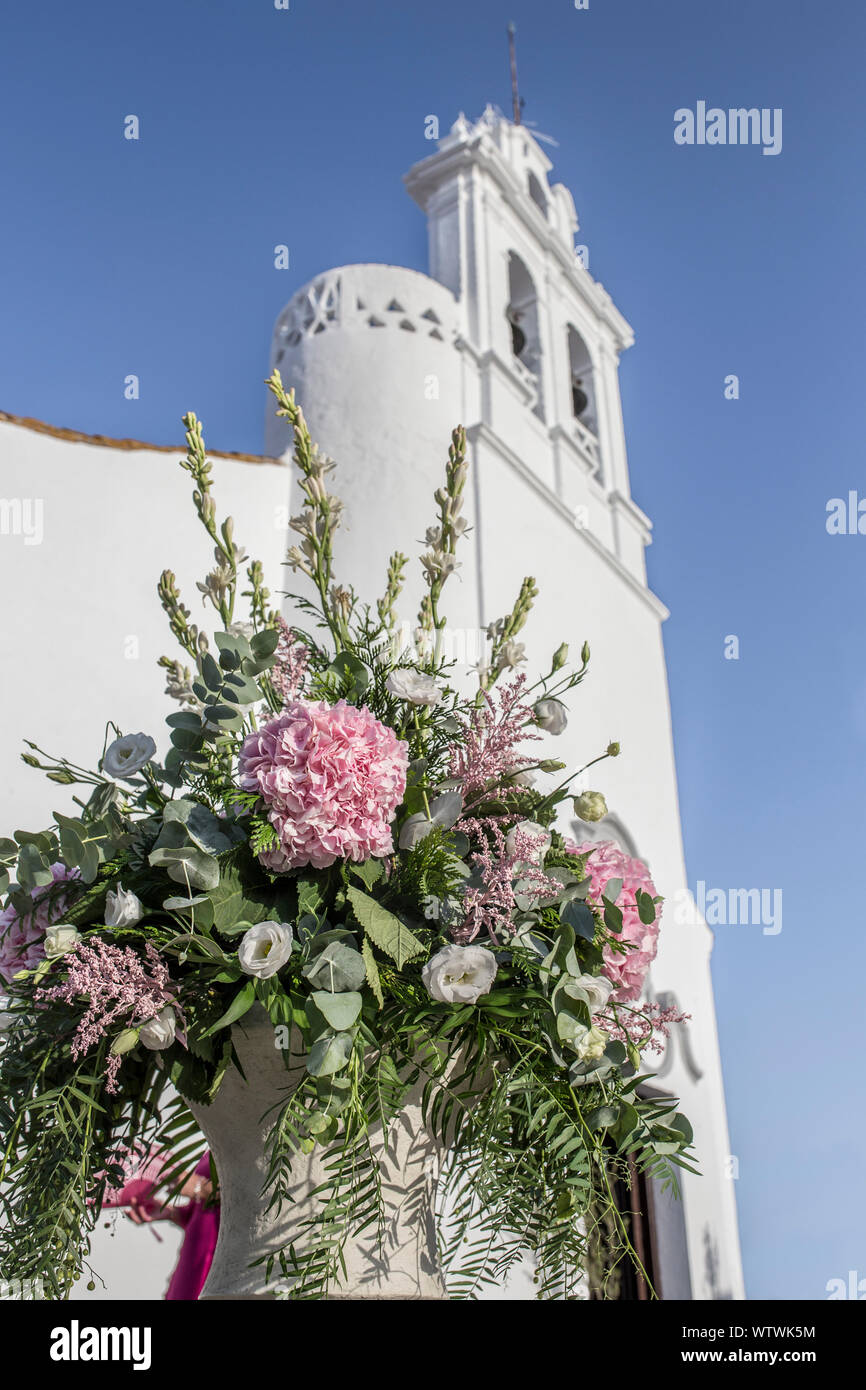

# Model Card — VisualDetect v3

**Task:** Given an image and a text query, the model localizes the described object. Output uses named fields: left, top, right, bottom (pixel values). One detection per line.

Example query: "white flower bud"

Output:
left=534, top=699, right=568, bottom=735
left=573, top=791, right=608, bottom=823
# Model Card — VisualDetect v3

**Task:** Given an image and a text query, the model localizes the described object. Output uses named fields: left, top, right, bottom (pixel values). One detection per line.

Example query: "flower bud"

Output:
left=44, top=925, right=81, bottom=958
left=573, top=790, right=608, bottom=823
left=534, top=698, right=568, bottom=736
left=552, top=642, right=569, bottom=671
left=581, top=641, right=590, bottom=665
left=110, top=1027, right=141, bottom=1057
left=606, top=741, right=621, bottom=757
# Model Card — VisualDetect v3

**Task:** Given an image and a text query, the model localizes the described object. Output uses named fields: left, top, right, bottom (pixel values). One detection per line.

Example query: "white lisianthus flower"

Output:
left=102, top=733, right=157, bottom=781
left=105, top=884, right=144, bottom=927
left=138, top=1006, right=177, bottom=1051
left=386, top=669, right=443, bottom=706
left=237, top=921, right=294, bottom=979
left=422, top=944, right=498, bottom=1004
left=43, top=925, right=81, bottom=958
left=570, top=972, right=615, bottom=1015
left=505, top=820, right=552, bottom=862
left=573, top=790, right=608, bottom=823
left=572, top=1022, right=609, bottom=1062
left=534, top=698, right=568, bottom=736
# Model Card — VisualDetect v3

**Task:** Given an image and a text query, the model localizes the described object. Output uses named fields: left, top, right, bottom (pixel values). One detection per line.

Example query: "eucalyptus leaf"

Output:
left=303, top=942, right=366, bottom=993
left=602, top=877, right=623, bottom=904
left=636, top=889, right=658, bottom=926
left=250, top=628, right=280, bottom=659
left=560, top=899, right=596, bottom=942
left=149, top=845, right=220, bottom=891
left=310, top=990, right=362, bottom=1031
left=306, top=1031, right=354, bottom=1077
left=602, top=901, right=623, bottom=935
left=586, top=1104, right=620, bottom=1131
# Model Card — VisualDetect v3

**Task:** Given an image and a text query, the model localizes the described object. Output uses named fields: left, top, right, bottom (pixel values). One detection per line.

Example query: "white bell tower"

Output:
left=405, top=106, right=651, bottom=584
left=266, top=107, right=745, bottom=1302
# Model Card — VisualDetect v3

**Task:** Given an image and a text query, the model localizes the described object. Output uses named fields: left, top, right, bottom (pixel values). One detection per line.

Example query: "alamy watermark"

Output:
left=674, top=103, right=782, bottom=157
left=0, top=498, right=43, bottom=546
left=674, top=882, right=782, bottom=936
left=826, top=1270, right=866, bottom=1299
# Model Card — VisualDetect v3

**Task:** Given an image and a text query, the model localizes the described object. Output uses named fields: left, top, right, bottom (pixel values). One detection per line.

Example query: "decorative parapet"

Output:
left=271, top=264, right=460, bottom=366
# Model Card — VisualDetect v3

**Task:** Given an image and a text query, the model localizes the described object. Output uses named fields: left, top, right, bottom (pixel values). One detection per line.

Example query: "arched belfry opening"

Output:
left=527, top=171, right=548, bottom=219
left=566, top=324, right=599, bottom=439
left=506, top=251, right=544, bottom=420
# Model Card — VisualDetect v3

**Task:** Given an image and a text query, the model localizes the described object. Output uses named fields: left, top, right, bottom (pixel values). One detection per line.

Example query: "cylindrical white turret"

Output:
left=266, top=263, right=476, bottom=634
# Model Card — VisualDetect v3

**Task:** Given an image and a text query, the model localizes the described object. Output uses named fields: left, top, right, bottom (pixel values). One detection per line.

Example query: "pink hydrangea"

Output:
left=238, top=699, right=408, bottom=871
left=568, top=839, right=661, bottom=1001
left=0, top=863, right=80, bottom=985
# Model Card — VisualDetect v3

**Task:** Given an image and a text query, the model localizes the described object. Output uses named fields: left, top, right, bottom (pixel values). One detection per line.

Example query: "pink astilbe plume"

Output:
left=447, top=674, right=539, bottom=808
left=454, top=820, right=562, bottom=944
left=599, top=999, right=690, bottom=1057
left=271, top=617, right=308, bottom=704
left=36, top=940, right=174, bottom=1093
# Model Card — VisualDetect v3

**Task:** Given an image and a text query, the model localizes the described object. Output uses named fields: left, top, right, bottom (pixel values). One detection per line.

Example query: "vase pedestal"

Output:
left=188, top=1007, right=447, bottom=1300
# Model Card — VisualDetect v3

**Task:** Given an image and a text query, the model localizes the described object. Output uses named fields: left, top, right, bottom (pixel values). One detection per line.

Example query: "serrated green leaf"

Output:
left=346, top=887, right=425, bottom=968
left=349, top=858, right=385, bottom=890
left=361, top=935, right=384, bottom=1008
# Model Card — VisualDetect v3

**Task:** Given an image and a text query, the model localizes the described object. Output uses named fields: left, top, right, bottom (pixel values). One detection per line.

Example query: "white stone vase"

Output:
left=187, top=1005, right=448, bottom=1300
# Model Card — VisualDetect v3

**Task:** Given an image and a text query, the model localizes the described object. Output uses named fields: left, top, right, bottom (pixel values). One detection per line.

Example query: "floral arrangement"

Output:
left=0, top=373, right=694, bottom=1300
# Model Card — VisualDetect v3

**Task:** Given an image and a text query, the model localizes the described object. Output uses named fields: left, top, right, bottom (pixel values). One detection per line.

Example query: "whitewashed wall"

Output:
left=0, top=422, right=289, bottom=835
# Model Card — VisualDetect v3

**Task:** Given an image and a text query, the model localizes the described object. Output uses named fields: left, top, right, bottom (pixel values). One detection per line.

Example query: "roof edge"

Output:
left=0, top=409, right=282, bottom=466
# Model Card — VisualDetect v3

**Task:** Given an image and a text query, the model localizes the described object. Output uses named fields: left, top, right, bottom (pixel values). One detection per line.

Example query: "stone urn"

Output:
left=187, top=1006, right=448, bottom=1299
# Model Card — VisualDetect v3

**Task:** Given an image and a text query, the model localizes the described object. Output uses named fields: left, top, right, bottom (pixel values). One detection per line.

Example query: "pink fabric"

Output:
left=165, top=1154, right=219, bottom=1301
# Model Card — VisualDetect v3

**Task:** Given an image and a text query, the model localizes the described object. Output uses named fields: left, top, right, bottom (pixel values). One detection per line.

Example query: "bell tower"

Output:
left=404, top=107, right=651, bottom=583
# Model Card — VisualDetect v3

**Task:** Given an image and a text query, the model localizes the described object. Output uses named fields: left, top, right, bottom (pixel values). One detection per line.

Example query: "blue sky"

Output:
left=2, top=0, right=864, bottom=1300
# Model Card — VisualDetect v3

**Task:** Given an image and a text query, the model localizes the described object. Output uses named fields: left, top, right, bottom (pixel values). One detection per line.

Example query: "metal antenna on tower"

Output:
left=507, top=22, right=522, bottom=125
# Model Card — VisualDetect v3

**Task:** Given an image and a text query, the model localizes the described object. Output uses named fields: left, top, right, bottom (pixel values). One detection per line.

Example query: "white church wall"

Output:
left=0, top=420, right=290, bottom=835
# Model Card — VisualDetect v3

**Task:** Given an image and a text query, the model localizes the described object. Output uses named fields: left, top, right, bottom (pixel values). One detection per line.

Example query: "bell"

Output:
left=572, top=379, right=588, bottom=418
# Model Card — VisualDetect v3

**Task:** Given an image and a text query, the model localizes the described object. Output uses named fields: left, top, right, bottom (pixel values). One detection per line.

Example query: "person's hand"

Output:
left=180, top=1173, right=213, bottom=1204
left=126, top=1194, right=180, bottom=1226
